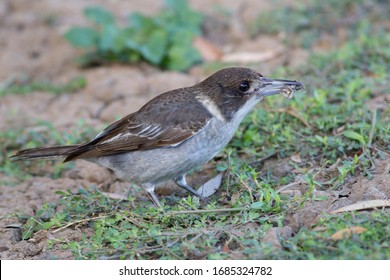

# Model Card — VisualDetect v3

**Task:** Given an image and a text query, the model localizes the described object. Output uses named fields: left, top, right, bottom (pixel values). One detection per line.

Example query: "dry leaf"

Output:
left=330, top=227, right=367, bottom=241
left=330, top=199, right=390, bottom=214
left=221, top=50, right=282, bottom=64
left=197, top=173, right=223, bottom=198
left=193, top=37, right=222, bottom=62
left=291, top=153, right=302, bottom=163
left=100, top=192, right=128, bottom=200
left=222, top=242, right=230, bottom=253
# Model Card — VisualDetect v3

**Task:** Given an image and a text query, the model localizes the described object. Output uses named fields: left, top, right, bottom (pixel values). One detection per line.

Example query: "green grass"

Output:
left=261, top=211, right=390, bottom=260
left=0, top=76, right=86, bottom=97
left=1, top=0, right=389, bottom=260
left=19, top=186, right=390, bottom=259
left=23, top=186, right=285, bottom=259
left=249, top=0, right=390, bottom=48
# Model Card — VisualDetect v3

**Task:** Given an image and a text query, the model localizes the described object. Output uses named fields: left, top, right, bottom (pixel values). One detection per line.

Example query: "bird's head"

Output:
left=196, top=67, right=304, bottom=122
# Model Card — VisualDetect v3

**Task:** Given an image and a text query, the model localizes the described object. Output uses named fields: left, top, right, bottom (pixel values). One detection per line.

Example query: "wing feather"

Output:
left=64, top=89, right=212, bottom=162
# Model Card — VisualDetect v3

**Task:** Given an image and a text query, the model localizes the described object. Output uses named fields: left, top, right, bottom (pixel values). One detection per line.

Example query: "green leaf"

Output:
left=84, top=6, right=114, bottom=25
left=98, top=24, right=123, bottom=53
left=42, top=222, right=55, bottom=230
left=343, top=130, right=366, bottom=145
left=64, top=27, right=99, bottom=48
left=139, top=29, right=168, bottom=64
left=126, top=16, right=169, bottom=64
left=165, top=0, right=189, bottom=12
left=165, top=31, right=201, bottom=71
left=250, top=201, right=265, bottom=210
left=128, top=12, right=154, bottom=31
left=160, top=0, right=202, bottom=35
left=65, top=1, right=203, bottom=69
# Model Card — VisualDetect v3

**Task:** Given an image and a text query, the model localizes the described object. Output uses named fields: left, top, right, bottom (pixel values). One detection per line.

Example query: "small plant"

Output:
left=64, top=0, right=203, bottom=71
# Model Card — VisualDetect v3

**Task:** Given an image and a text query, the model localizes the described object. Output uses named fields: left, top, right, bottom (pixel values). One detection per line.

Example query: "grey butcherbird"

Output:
left=11, top=67, right=303, bottom=206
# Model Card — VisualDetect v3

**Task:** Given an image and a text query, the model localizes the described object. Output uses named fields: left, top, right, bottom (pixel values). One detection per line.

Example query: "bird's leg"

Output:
left=142, top=183, right=162, bottom=207
left=174, top=175, right=203, bottom=199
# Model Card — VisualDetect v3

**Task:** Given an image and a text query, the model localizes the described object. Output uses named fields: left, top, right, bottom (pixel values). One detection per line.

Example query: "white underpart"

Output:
left=229, top=95, right=261, bottom=128
left=196, top=95, right=226, bottom=122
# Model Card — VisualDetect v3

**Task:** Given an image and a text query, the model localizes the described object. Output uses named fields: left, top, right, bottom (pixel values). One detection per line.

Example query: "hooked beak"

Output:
left=258, top=77, right=304, bottom=97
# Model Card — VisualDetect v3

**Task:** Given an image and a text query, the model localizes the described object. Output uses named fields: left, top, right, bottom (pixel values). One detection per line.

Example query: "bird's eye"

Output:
left=239, top=81, right=250, bottom=92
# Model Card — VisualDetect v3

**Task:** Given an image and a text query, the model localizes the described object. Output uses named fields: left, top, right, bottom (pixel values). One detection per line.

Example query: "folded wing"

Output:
left=64, top=89, right=211, bottom=161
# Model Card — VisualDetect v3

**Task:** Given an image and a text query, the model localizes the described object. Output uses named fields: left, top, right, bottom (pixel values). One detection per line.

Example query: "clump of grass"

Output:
left=0, top=76, right=86, bottom=97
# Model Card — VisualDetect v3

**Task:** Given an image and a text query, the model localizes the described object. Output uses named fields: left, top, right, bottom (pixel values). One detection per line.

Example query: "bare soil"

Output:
left=0, top=0, right=388, bottom=259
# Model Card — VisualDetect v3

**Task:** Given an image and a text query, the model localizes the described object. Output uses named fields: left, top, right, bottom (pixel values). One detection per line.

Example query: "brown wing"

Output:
left=64, top=88, right=211, bottom=162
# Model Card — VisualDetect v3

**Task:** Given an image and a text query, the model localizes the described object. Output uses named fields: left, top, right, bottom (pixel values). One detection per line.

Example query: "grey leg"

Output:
left=142, top=183, right=162, bottom=207
left=174, top=174, right=203, bottom=198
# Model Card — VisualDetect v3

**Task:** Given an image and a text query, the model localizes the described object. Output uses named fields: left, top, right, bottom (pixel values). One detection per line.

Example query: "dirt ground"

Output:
left=0, top=0, right=389, bottom=260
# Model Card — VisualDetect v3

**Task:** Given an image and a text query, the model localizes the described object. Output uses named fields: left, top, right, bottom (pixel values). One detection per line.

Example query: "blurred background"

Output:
left=1, top=0, right=389, bottom=128
left=0, top=0, right=389, bottom=260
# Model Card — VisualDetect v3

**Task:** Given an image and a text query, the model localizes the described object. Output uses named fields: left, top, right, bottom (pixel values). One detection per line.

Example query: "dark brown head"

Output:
left=195, top=67, right=303, bottom=121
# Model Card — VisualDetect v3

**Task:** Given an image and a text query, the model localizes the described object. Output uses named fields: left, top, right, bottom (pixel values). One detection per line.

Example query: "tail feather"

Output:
left=10, top=145, right=81, bottom=161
